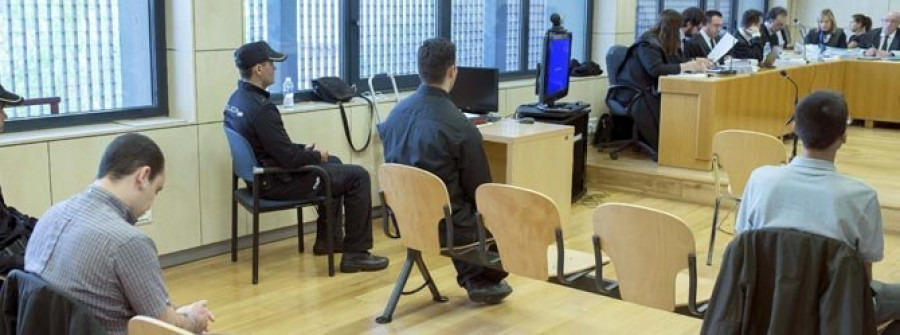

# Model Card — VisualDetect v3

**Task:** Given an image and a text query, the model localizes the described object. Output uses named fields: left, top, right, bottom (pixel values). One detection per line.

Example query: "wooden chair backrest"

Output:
left=127, top=316, right=193, bottom=335
left=476, top=183, right=561, bottom=280
left=378, top=164, right=450, bottom=254
left=593, top=203, right=696, bottom=311
left=712, top=130, right=787, bottom=197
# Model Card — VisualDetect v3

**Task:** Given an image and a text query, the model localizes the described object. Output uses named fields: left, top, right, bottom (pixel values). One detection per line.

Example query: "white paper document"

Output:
left=707, top=34, right=737, bottom=63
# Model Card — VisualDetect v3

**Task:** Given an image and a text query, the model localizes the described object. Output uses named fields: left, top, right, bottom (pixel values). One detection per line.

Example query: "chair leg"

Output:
left=413, top=252, right=448, bottom=303
left=297, top=208, right=304, bottom=253
left=326, top=200, right=335, bottom=277
left=375, top=250, right=417, bottom=324
left=707, top=198, right=721, bottom=266
left=252, top=211, right=260, bottom=285
left=231, top=197, right=238, bottom=262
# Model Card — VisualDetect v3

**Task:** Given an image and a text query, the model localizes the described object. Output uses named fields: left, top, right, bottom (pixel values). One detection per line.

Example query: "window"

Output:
left=243, top=0, right=592, bottom=98
left=451, top=0, right=522, bottom=72
left=0, top=0, right=166, bottom=132
left=359, top=0, right=437, bottom=79
left=635, top=0, right=765, bottom=39
left=528, top=1, right=591, bottom=69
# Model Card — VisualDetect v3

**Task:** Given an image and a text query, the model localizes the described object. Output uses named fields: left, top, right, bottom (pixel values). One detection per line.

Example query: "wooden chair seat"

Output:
left=128, top=316, right=193, bottom=335
left=674, top=270, right=715, bottom=307
left=547, top=247, right=609, bottom=278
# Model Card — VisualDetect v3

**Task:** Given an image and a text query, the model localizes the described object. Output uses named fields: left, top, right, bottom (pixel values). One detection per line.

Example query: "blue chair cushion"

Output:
left=234, top=188, right=326, bottom=213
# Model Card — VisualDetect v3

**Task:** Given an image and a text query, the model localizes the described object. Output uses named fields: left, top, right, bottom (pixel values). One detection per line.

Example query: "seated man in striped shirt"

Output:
left=24, top=133, right=215, bottom=334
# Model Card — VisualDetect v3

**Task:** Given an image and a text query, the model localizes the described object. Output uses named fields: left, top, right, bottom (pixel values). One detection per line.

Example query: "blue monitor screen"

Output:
left=544, top=37, right=571, bottom=98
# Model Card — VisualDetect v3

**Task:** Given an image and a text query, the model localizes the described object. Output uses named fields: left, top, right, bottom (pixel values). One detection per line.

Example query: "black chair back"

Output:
left=0, top=270, right=107, bottom=334
left=224, top=127, right=258, bottom=184
left=605, top=45, right=629, bottom=86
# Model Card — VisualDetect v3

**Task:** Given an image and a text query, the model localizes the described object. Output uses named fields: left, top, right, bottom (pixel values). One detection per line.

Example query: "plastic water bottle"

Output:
left=763, top=42, right=772, bottom=62
left=282, top=77, right=295, bottom=108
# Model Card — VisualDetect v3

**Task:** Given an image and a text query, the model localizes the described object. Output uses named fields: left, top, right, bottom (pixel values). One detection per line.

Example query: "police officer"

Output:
left=0, top=84, right=23, bottom=133
left=223, top=41, right=388, bottom=273
left=0, top=84, right=30, bottom=275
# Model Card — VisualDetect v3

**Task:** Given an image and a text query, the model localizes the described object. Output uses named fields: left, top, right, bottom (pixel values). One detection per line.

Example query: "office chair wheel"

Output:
left=609, top=152, right=619, bottom=160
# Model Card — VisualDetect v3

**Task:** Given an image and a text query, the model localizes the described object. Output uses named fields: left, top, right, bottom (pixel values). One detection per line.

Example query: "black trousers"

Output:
left=440, top=223, right=509, bottom=287
left=262, top=156, right=373, bottom=253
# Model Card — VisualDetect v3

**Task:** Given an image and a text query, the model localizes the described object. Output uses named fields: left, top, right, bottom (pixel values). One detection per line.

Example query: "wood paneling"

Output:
left=658, top=60, right=897, bottom=170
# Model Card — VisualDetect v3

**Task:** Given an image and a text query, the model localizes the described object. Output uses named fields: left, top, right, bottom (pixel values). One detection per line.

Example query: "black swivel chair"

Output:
left=224, top=127, right=335, bottom=284
left=596, top=45, right=658, bottom=161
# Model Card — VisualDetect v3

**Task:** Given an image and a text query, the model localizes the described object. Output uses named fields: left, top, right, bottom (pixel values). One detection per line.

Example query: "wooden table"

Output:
left=658, top=59, right=900, bottom=170
left=479, top=120, right=574, bottom=222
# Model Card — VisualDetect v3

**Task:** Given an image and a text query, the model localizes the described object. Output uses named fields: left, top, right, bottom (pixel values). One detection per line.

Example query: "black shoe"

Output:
left=340, top=252, right=389, bottom=273
left=465, top=280, right=513, bottom=304
left=312, top=242, right=343, bottom=255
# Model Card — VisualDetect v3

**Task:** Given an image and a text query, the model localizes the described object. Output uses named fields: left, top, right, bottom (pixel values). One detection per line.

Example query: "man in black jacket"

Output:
left=761, top=7, right=791, bottom=49
left=862, top=11, right=900, bottom=57
left=378, top=38, right=512, bottom=304
left=733, top=9, right=765, bottom=61
left=223, top=41, right=388, bottom=273
left=685, top=10, right=725, bottom=60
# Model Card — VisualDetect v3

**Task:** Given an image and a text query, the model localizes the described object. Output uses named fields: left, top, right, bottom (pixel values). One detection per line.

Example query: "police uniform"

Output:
left=223, top=42, right=382, bottom=264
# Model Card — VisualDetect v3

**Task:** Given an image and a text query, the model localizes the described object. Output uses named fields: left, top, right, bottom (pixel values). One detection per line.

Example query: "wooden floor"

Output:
left=589, top=126, right=900, bottom=230
left=162, top=188, right=900, bottom=334
left=161, top=126, right=900, bottom=334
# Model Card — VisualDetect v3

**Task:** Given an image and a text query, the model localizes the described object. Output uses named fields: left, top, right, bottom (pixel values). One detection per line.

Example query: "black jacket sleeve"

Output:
left=804, top=30, right=816, bottom=44
left=858, top=30, right=880, bottom=49
left=683, top=39, right=705, bottom=60
left=636, top=42, right=681, bottom=78
left=732, top=33, right=763, bottom=61
left=252, top=105, right=322, bottom=169
left=834, top=30, right=848, bottom=48
left=457, top=127, right=492, bottom=205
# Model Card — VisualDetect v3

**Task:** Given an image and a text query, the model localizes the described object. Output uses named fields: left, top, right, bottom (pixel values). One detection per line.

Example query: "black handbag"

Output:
left=310, top=77, right=373, bottom=153
left=311, top=77, right=356, bottom=103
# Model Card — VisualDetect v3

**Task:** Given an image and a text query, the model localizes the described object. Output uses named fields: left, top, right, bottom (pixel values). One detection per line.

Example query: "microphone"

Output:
left=780, top=70, right=801, bottom=161
left=780, top=70, right=799, bottom=120
left=793, top=18, right=808, bottom=38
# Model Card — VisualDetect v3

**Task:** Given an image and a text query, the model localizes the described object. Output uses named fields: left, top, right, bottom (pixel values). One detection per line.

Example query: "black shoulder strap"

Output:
left=337, top=99, right=374, bottom=153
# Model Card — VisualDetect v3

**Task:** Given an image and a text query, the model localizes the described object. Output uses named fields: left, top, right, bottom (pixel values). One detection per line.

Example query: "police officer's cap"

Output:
left=0, top=84, right=23, bottom=107
left=234, top=41, right=287, bottom=69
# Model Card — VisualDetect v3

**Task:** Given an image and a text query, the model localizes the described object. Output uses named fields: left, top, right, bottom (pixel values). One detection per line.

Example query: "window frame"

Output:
left=635, top=0, right=768, bottom=40
left=280, top=0, right=594, bottom=101
left=4, top=0, right=168, bottom=133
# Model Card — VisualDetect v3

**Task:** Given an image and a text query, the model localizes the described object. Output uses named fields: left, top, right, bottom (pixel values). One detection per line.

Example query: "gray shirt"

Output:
left=25, top=186, right=170, bottom=334
left=736, top=157, right=884, bottom=262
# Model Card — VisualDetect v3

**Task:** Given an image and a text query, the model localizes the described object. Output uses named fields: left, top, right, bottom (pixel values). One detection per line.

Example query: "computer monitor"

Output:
left=449, top=66, right=499, bottom=114
left=538, top=16, right=573, bottom=107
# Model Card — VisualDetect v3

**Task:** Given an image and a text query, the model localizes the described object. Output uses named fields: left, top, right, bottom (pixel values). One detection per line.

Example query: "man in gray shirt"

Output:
left=25, top=133, right=214, bottom=334
left=736, top=91, right=899, bottom=324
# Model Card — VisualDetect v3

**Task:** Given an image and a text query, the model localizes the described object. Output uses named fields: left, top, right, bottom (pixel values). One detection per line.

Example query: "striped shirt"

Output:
left=24, top=186, right=170, bottom=334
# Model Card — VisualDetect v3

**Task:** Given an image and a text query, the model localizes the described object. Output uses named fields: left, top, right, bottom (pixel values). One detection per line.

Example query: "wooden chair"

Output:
left=475, top=183, right=603, bottom=283
left=374, top=164, right=454, bottom=324
left=707, top=130, right=786, bottom=265
left=592, top=203, right=714, bottom=317
left=127, top=316, right=192, bottom=335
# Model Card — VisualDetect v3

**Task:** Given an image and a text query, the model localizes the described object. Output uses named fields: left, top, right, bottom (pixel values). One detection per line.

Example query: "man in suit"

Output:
left=685, top=10, right=724, bottom=60
left=733, top=9, right=765, bottom=61
left=761, top=7, right=790, bottom=49
left=678, top=7, right=706, bottom=61
left=863, top=11, right=900, bottom=57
